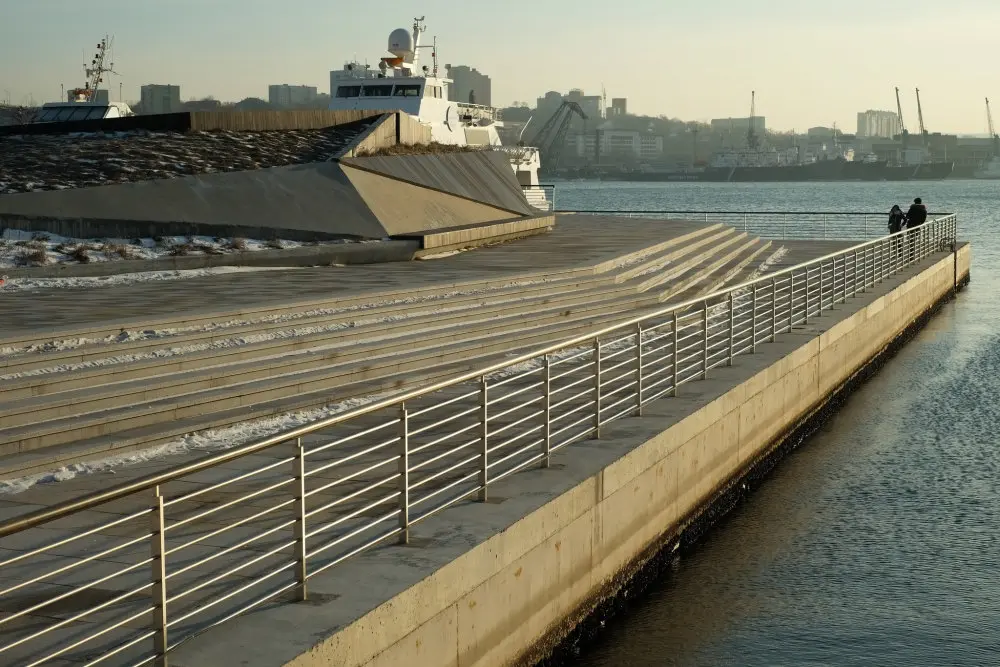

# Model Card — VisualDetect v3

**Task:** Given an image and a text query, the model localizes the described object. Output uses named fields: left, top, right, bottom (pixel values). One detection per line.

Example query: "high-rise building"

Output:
left=609, top=98, right=628, bottom=117
left=856, top=110, right=900, bottom=138
left=445, top=65, right=491, bottom=107
left=140, top=85, right=181, bottom=115
left=268, top=84, right=318, bottom=108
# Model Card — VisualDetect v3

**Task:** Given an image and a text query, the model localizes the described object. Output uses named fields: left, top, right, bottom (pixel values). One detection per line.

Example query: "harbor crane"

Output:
left=987, top=98, right=999, bottom=157
left=747, top=90, right=761, bottom=150
left=915, top=87, right=928, bottom=147
left=895, top=86, right=909, bottom=149
left=527, top=100, right=587, bottom=171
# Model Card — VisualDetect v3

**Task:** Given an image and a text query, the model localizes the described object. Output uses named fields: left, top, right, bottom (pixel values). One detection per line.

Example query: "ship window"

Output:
left=336, top=86, right=361, bottom=98
left=393, top=85, right=422, bottom=97
left=361, top=84, right=393, bottom=97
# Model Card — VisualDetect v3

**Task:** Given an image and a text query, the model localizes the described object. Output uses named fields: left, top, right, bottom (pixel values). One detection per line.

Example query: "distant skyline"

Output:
left=1, top=0, right=998, bottom=134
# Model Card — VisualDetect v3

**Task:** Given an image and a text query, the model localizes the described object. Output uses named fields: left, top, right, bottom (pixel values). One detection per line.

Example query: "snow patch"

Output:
left=0, top=392, right=394, bottom=496
left=0, top=266, right=294, bottom=293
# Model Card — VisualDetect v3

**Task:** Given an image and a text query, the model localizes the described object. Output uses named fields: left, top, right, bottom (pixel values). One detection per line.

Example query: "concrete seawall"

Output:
left=172, top=245, right=970, bottom=667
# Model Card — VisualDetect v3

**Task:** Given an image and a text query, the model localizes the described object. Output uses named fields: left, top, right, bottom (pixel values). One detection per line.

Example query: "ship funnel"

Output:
left=388, top=28, right=414, bottom=62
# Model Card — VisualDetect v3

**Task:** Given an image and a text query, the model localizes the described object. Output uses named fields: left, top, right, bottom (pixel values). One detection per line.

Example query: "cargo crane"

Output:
left=527, top=100, right=587, bottom=171
left=915, top=87, right=929, bottom=148
left=895, top=86, right=909, bottom=149
left=987, top=98, right=999, bottom=157
left=746, top=90, right=761, bottom=150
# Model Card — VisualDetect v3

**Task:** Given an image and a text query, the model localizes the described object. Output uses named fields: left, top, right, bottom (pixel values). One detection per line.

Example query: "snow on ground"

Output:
left=0, top=392, right=396, bottom=496
left=0, top=229, right=362, bottom=270
left=0, top=265, right=294, bottom=294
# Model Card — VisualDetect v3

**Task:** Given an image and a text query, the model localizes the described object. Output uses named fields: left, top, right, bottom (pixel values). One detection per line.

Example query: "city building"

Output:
left=565, top=89, right=604, bottom=122
left=609, top=98, right=628, bottom=117
left=567, top=129, right=663, bottom=161
left=139, top=84, right=181, bottom=115
left=445, top=65, right=491, bottom=107
left=268, top=84, right=318, bottom=108
left=856, top=110, right=900, bottom=138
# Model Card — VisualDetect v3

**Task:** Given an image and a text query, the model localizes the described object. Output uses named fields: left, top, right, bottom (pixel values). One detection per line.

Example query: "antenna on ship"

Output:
left=75, top=35, right=118, bottom=102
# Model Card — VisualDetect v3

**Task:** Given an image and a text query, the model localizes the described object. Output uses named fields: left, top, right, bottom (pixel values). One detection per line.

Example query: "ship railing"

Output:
left=521, top=184, right=556, bottom=211
left=457, top=102, right=501, bottom=122
left=0, top=214, right=958, bottom=667
left=560, top=210, right=953, bottom=241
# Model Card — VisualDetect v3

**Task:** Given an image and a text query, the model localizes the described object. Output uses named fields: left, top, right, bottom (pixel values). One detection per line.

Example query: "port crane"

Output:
left=987, top=97, right=999, bottom=157
left=895, top=86, right=909, bottom=149
left=527, top=100, right=587, bottom=171
left=746, top=90, right=761, bottom=150
left=915, top=87, right=929, bottom=148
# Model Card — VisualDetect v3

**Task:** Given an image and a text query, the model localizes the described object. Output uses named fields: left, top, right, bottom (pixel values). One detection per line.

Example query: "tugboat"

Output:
left=327, top=17, right=544, bottom=204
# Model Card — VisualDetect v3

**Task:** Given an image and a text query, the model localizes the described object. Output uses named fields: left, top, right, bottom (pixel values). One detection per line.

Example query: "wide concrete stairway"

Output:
left=0, top=224, right=778, bottom=477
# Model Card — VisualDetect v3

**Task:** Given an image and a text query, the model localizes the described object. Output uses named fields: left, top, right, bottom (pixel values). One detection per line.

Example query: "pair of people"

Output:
left=888, top=198, right=928, bottom=262
left=888, top=198, right=928, bottom=234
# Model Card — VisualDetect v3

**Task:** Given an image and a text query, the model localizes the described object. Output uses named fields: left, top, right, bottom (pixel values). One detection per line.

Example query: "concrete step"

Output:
left=1, top=228, right=737, bottom=395
left=0, top=292, right=690, bottom=469
left=0, top=224, right=724, bottom=358
left=614, top=227, right=739, bottom=284
left=638, top=232, right=750, bottom=294
left=0, top=284, right=672, bottom=428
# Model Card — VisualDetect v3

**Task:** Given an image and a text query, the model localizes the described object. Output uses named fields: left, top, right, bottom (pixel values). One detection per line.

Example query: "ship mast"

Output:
left=73, top=35, right=117, bottom=101
left=746, top=91, right=760, bottom=150
left=987, top=97, right=999, bottom=158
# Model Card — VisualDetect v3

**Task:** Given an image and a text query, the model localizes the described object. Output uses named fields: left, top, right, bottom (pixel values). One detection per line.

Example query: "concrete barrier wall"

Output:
left=292, top=246, right=969, bottom=667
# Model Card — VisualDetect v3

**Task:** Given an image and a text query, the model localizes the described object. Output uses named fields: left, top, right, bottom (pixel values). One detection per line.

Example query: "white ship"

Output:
left=36, top=36, right=134, bottom=123
left=328, top=17, right=544, bottom=200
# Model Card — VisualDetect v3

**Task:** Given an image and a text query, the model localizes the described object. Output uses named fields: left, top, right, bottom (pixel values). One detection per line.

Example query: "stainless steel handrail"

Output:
left=0, top=215, right=957, bottom=537
left=0, top=214, right=958, bottom=666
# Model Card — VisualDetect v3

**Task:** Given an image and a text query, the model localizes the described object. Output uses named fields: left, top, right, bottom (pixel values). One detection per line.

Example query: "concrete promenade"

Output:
left=0, top=241, right=970, bottom=667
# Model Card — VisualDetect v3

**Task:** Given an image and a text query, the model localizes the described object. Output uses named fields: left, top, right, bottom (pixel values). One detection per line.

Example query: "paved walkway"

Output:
left=0, top=251, right=948, bottom=666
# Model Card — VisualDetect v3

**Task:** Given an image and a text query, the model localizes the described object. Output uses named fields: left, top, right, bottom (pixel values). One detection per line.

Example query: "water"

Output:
left=555, top=181, right=1000, bottom=666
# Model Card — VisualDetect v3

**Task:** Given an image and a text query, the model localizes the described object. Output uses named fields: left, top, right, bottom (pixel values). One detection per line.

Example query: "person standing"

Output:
left=905, top=197, right=928, bottom=261
left=888, top=204, right=905, bottom=264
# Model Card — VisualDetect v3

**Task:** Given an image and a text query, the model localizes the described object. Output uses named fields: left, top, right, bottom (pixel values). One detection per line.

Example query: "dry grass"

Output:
left=103, top=243, right=132, bottom=260
left=265, top=238, right=284, bottom=250
left=70, top=246, right=91, bottom=263
left=226, top=237, right=248, bottom=251
left=19, top=247, right=48, bottom=266
left=168, top=243, right=191, bottom=257
left=353, top=142, right=489, bottom=158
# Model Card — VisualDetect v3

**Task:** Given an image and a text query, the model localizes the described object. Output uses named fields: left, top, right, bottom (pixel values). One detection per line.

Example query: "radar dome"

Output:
left=388, top=28, right=414, bottom=61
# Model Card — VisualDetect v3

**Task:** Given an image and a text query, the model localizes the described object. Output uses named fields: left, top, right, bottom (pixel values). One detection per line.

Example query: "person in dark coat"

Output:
left=905, top=197, right=929, bottom=261
left=888, top=204, right=906, bottom=263
left=906, top=197, right=928, bottom=227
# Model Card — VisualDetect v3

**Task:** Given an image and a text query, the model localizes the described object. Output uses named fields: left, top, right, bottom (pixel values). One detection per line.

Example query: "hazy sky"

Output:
left=1, top=0, right=998, bottom=133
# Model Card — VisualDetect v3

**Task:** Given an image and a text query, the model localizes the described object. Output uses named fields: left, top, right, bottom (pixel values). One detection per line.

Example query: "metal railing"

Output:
left=0, top=215, right=958, bottom=666
left=562, top=210, right=950, bottom=241
left=521, top=184, right=556, bottom=211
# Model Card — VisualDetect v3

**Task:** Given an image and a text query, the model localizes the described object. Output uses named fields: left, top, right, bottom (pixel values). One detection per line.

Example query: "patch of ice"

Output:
left=0, top=392, right=394, bottom=496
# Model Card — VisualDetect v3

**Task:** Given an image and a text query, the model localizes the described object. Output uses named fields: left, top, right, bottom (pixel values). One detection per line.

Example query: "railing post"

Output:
left=293, top=437, right=309, bottom=597
left=751, top=283, right=758, bottom=353
left=635, top=323, right=644, bottom=416
left=150, top=487, right=169, bottom=667
left=701, top=306, right=709, bottom=378
left=727, top=292, right=735, bottom=366
left=478, top=376, right=488, bottom=502
left=671, top=312, right=679, bottom=396
left=804, top=268, right=810, bottom=324
left=397, top=407, right=410, bottom=544
left=542, top=355, right=552, bottom=467
left=852, top=249, right=859, bottom=296
left=788, top=273, right=795, bottom=331
left=593, top=337, right=602, bottom=438
left=770, top=278, right=777, bottom=343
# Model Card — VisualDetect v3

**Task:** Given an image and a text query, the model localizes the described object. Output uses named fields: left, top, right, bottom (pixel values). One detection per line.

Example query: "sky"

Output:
left=1, top=0, right=998, bottom=134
